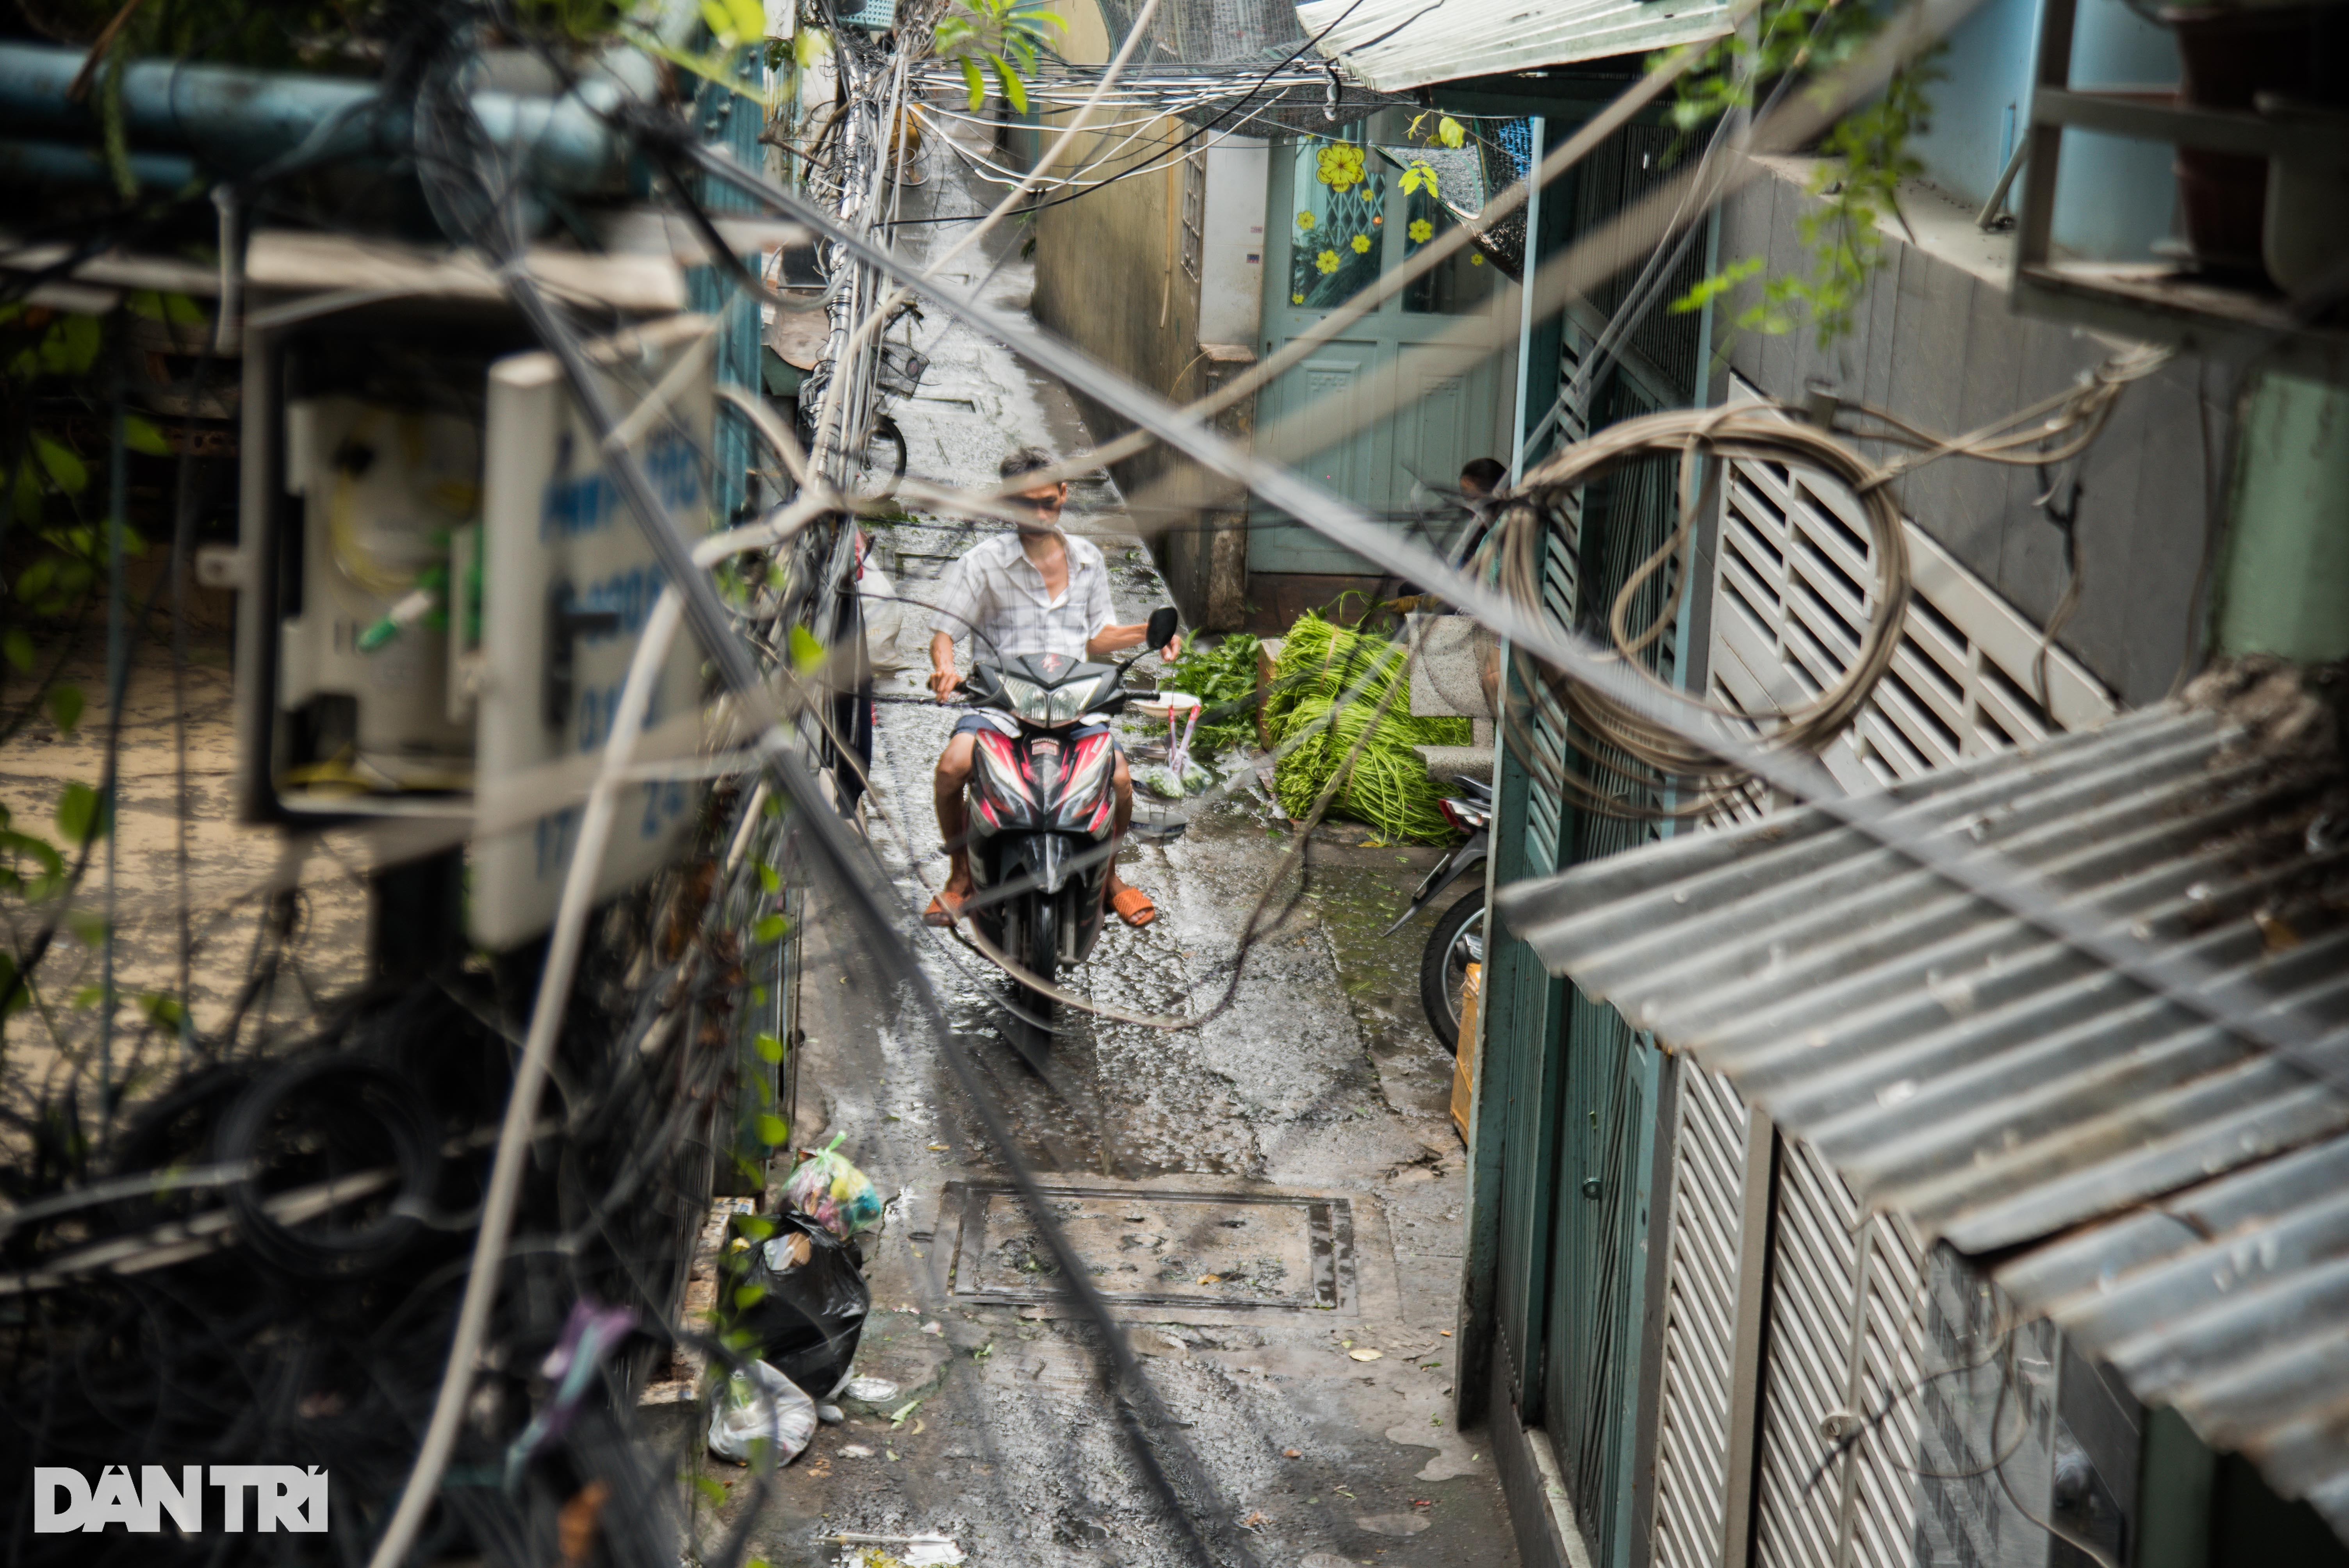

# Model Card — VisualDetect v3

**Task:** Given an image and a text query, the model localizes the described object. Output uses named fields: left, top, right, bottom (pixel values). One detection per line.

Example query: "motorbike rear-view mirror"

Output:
left=1145, top=606, right=1179, bottom=651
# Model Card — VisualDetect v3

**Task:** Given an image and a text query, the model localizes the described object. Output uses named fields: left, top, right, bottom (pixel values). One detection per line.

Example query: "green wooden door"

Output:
left=1250, top=132, right=1513, bottom=577
left=1538, top=320, right=1685, bottom=1568
left=1483, top=303, right=1688, bottom=1566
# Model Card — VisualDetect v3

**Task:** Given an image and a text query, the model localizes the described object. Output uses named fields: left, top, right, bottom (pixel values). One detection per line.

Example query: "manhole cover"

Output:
left=943, top=1183, right=1353, bottom=1311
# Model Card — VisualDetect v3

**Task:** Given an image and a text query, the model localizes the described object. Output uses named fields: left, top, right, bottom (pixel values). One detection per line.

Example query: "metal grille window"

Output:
left=1179, top=153, right=1205, bottom=284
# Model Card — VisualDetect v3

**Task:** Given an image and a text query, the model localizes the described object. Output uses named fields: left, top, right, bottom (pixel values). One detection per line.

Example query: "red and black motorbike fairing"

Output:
left=968, top=728, right=1116, bottom=837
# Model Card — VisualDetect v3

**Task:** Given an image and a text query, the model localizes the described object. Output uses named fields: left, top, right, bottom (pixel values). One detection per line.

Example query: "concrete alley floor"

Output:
left=687, top=117, right=1516, bottom=1568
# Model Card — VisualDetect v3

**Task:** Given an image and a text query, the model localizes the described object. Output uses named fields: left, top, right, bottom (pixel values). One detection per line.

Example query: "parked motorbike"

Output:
left=1383, top=775, right=1492, bottom=1055
left=957, top=606, right=1180, bottom=1055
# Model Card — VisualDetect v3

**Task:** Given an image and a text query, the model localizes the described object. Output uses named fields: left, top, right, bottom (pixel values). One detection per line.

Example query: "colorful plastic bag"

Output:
left=782, top=1132, right=883, bottom=1240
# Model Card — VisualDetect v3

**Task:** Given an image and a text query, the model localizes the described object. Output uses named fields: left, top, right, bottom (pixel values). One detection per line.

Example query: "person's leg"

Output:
left=1102, top=751, right=1135, bottom=902
left=935, top=731, right=978, bottom=899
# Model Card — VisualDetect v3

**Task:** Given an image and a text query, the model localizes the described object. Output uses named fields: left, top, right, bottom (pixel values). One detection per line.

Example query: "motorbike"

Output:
left=956, top=606, right=1180, bottom=1055
left=1383, top=774, right=1492, bottom=1055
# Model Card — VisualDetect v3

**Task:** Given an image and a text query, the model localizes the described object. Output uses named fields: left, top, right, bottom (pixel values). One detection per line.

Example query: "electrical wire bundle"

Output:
left=1481, top=403, right=1911, bottom=820
left=0, top=799, right=768, bottom=1566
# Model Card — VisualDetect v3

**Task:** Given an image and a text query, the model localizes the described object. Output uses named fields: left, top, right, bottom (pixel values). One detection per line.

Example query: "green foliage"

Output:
left=931, top=0, right=1061, bottom=113
left=701, top=0, right=768, bottom=44
left=45, top=686, right=85, bottom=736
left=0, top=810, right=67, bottom=901
left=1266, top=613, right=1467, bottom=845
left=137, top=992, right=186, bottom=1031
left=1669, top=254, right=1764, bottom=315
left=754, top=1112, right=789, bottom=1147
left=788, top=624, right=826, bottom=673
left=55, top=783, right=108, bottom=847
left=1156, top=633, right=1262, bottom=761
left=754, top=1031, right=786, bottom=1064
left=751, top=912, right=790, bottom=943
left=1662, top=0, right=1941, bottom=346
left=123, top=416, right=172, bottom=458
left=629, top=0, right=783, bottom=109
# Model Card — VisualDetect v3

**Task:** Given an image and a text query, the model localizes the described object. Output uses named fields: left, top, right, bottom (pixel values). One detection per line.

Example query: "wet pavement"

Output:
left=683, top=114, right=1517, bottom=1568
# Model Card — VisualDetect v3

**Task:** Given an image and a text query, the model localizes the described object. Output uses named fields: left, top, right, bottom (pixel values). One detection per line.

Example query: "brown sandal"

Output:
left=924, top=888, right=970, bottom=927
left=1109, top=886, right=1158, bottom=928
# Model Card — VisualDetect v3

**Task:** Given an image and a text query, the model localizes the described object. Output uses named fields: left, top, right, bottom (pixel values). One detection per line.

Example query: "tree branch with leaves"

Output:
left=930, top=0, right=1061, bottom=114
left=1665, top=0, right=1941, bottom=346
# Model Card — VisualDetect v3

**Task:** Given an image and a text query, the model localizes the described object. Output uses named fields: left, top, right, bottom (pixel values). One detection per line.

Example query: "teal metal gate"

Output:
left=1481, top=114, right=1707, bottom=1558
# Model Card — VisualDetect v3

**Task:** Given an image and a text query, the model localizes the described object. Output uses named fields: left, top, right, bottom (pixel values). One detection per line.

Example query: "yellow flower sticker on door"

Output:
left=1316, top=249, right=1341, bottom=274
left=1315, top=143, right=1366, bottom=192
left=1296, top=211, right=1316, bottom=230
left=1350, top=235, right=1372, bottom=255
left=1292, top=293, right=1306, bottom=304
left=1408, top=218, right=1433, bottom=243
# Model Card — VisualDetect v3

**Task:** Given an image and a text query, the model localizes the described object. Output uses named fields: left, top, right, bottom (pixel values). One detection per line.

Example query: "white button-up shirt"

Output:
left=929, top=530, right=1114, bottom=663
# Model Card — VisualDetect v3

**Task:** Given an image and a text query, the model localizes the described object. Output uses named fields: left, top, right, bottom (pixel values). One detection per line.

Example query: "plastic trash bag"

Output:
left=727, top=1209, right=871, bottom=1399
left=783, top=1133, right=883, bottom=1240
left=707, top=1359, right=816, bottom=1466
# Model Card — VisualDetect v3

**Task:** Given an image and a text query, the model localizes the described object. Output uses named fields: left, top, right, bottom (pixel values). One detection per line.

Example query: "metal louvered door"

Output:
left=1752, top=1142, right=1927, bottom=1568
left=1649, top=1061, right=1751, bottom=1568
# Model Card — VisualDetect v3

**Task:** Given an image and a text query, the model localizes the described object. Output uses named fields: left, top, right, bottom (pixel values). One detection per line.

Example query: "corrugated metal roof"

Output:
left=1492, top=689, right=2349, bottom=1534
left=1294, top=0, right=1732, bottom=94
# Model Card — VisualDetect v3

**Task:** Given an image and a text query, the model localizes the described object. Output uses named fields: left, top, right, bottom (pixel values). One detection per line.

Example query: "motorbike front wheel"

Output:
left=1006, top=897, right=1058, bottom=1060
left=1420, top=885, right=1486, bottom=1057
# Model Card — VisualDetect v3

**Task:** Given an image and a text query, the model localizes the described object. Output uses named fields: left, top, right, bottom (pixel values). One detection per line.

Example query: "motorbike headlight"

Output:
left=1048, top=682, right=1092, bottom=725
left=998, top=676, right=1051, bottom=723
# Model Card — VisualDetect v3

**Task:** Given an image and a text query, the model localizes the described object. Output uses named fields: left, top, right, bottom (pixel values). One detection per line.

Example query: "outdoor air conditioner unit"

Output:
left=831, top=0, right=896, bottom=31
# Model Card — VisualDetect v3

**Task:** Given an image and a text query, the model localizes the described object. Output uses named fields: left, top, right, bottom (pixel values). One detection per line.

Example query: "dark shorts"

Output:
left=952, top=712, right=1116, bottom=747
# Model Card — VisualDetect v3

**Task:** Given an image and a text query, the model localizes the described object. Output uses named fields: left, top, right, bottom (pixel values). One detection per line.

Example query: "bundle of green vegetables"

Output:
left=1155, top=633, right=1264, bottom=761
left=1268, top=612, right=1468, bottom=843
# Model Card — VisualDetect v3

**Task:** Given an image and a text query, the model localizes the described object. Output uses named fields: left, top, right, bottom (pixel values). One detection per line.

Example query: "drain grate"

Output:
left=943, top=1183, right=1353, bottom=1311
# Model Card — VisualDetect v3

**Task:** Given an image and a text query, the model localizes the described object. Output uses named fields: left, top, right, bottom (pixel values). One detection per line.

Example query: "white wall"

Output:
left=1199, top=136, right=1268, bottom=347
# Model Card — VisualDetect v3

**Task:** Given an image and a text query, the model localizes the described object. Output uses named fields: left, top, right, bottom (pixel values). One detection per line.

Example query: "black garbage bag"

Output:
left=724, top=1209, right=870, bottom=1399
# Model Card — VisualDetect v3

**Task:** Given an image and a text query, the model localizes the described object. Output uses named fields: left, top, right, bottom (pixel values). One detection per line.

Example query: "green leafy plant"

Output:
left=629, top=0, right=786, bottom=107
left=0, top=299, right=173, bottom=1041
left=1155, top=633, right=1262, bottom=762
left=931, top=0, right=1062, bottom=114
left=1663, top=1, right=1941, bottom=346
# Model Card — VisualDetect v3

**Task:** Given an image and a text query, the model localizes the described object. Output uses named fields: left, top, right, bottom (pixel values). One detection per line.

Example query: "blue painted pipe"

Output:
left=0, top=137, right=197, bottom=188
left=0, top=43, right=627, bottom=191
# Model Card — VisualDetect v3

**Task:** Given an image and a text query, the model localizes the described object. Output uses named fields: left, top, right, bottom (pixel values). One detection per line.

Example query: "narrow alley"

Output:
left=694, top=107, right=1511, bottom=1568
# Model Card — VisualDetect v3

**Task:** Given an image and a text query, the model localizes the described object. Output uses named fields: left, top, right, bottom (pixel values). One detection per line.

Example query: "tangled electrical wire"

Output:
left=0, top=0, right=2196, bottom=1563
left=0, top=794, right=773, bottom=1567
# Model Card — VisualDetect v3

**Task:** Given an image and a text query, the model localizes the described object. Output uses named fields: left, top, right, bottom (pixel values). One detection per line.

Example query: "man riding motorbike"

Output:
left=923, top=446, right=1182, bottom=930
